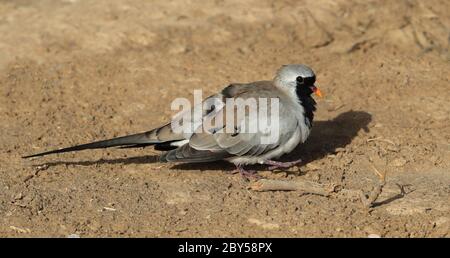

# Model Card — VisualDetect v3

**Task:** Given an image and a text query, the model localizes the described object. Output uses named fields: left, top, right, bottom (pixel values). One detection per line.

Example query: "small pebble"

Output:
left=391, top=158, right=407, bottom=167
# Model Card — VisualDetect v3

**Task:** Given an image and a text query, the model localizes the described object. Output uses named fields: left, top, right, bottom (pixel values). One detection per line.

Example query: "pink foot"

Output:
left=233, top=165, right=260, bottom=179
left=264, top=159, right=302, bottom=170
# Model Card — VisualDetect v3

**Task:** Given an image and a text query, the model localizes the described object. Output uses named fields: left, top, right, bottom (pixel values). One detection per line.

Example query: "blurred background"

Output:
left=0, top=0, right=449, bottom=237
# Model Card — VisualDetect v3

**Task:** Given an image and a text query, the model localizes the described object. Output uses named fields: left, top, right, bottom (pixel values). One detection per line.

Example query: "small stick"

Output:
left=10, top=226, right=31, bottom=234
left=359, top=164, right=387, bottom=208
left=359, top=181, right=386, bottom=208
left=250, top=179, right=334, bottom=196
left=370, top=163, right=386, bottom=182
left=23, top=164, right=49, bottom=183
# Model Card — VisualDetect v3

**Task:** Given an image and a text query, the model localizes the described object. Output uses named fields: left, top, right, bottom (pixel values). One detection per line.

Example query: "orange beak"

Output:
left=311, top=85, right=323, bottom=98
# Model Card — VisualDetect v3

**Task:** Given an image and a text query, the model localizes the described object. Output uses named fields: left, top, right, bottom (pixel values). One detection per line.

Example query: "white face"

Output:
left=274, top=64, right=315, bottom=90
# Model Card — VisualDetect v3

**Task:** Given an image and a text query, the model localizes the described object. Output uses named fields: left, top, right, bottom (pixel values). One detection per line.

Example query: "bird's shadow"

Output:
left=284, top=110, right=371, bottom=164
left=37, top=154, right=160, bottom=169
left=36, top=110, right=372, bottom=171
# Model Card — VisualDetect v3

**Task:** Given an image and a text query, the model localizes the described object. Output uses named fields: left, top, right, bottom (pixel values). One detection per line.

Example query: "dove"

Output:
left=23, top=64, right=322, bottom=177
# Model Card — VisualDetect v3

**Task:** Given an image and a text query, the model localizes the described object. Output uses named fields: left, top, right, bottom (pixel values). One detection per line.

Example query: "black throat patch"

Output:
left=295, top=88, right=317, bottom=128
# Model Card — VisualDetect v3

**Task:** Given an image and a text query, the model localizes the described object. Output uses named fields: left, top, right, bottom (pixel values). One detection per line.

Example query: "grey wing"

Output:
left=159, top=91, right=232, bottom=162
left=161, top=83, right=299, bottom=163
left=193, top=97, right=298, bottom=156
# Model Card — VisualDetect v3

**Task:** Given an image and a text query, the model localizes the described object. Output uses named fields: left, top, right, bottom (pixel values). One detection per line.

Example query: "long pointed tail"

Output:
left=22, top=131, right=158, bottom=158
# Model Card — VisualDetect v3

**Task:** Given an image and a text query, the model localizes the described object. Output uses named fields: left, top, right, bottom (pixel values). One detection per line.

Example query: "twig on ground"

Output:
left=249, top=179, right=335, bottom=196
left=23, top=164, right=49, bottom=183
left=10, top=226, right=31, bottom=234
left=359, top=164, right=387, bottom=208
left=249, top=163, right=395, bottom=210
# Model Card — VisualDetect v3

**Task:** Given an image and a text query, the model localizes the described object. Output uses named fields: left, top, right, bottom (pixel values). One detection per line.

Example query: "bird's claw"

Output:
left=233, top=165, right=261, bottom=180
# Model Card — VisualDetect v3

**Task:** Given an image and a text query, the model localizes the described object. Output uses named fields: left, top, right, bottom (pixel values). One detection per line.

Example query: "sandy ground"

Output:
left=0, top=0, right=449, bottom=237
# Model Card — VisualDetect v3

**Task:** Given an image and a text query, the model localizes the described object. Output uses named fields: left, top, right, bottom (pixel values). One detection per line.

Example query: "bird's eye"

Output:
left=296, top=76, right=304, bottom=84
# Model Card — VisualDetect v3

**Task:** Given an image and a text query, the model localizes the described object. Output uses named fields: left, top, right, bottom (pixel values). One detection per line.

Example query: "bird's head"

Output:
left=274, top=64, right=322, bottom=98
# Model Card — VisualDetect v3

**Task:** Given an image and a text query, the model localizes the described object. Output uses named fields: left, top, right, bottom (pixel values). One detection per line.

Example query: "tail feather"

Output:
left=22, top=132, right=158, bottom=158
left=118, top=143, right=155, bottom=149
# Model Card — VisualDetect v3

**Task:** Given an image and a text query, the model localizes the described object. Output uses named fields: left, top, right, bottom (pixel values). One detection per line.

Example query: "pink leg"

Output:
left=233, top=165, right=260, bottom=179
left=264, top=158, right=302, bottom=170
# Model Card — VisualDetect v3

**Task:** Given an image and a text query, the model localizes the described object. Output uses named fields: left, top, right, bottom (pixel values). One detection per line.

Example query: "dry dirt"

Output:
left=1, top=0, right=449, bottom=237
